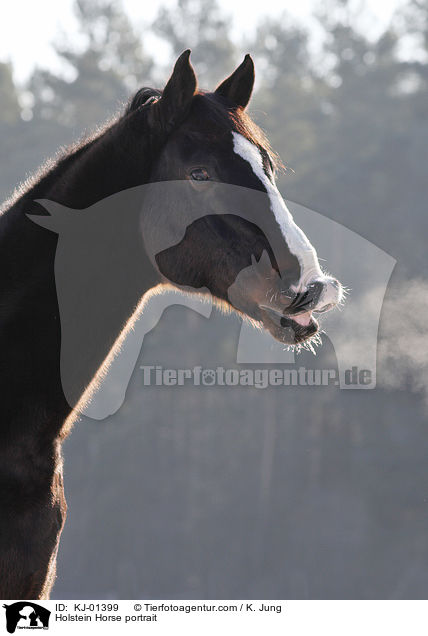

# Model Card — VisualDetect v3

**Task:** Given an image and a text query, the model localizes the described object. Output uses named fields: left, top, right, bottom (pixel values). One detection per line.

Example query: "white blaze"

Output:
left=232, top=132, right=323, bottom=289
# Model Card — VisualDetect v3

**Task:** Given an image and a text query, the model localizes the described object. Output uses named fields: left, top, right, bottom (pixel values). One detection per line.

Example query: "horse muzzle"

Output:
left=258, top=276, right=343, bottom=344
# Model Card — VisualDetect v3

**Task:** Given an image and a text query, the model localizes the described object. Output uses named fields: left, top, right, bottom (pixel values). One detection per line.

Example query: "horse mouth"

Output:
left=258, top=305, right=319, bottom=344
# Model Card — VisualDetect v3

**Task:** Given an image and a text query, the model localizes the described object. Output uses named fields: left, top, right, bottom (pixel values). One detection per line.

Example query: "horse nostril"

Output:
left=285, top=282, right=323, bottom=314
left=276, top=278, right=341, bottom=316
left=307, top=281, right=325, bottom=296
left=305, top=281, right=324, bottom=307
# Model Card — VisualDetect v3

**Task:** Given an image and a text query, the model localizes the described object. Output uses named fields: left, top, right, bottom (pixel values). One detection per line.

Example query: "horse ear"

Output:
left=215, top=54, right=254, bottom=109
left=154, top=49, right=197, bottom=129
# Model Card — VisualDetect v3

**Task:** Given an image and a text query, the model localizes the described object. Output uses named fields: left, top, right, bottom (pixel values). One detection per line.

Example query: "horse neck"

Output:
left=0, top=116, right=160, bottom=441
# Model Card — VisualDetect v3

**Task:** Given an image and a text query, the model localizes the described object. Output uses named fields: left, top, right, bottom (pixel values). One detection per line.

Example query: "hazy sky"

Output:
left=0, top=0, right=401, bottom=83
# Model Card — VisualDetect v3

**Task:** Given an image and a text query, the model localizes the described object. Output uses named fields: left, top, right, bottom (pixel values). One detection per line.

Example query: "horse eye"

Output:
left=190, top=168, right=210, bottom=181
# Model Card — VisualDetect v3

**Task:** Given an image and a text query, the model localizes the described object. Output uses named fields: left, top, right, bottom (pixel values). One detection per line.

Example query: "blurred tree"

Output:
left=400, top=0, right=428, bottom=73
left=248, top=14, right=330, bottom=188
left=152, top=0, right=237, bottom=86
left=29, top=0, right=153, bottom=132
left=0, top=62, right=21, bottom=125
left=0, top=62, right=26, bottom=203
left=310, top=0, right=428, bottom=274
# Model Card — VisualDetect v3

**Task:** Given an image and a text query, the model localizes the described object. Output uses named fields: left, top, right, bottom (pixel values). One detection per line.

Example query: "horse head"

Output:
left=138, top=50, right=343, bottom=345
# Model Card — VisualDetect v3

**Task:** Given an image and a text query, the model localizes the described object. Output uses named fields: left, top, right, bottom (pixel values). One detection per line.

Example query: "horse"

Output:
left=0, top=50, right=342, bottom=599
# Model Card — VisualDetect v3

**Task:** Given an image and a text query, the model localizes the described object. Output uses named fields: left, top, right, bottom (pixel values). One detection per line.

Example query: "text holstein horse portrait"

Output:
left=0, top=50, right=342, bottom=599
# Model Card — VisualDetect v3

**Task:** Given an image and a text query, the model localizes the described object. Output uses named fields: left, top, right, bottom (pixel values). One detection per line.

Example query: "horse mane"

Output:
left=0, top=102, right=155, bottom=216
left=126, top=87, right=162, bottom=113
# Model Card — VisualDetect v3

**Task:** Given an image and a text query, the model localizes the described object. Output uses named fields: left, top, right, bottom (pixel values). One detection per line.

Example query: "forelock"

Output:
left=126, top=87, right=162, bottom=114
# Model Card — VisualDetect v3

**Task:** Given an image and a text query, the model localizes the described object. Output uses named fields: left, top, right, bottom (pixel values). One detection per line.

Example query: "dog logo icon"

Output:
left=3, top=602, right=51, bottom=633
